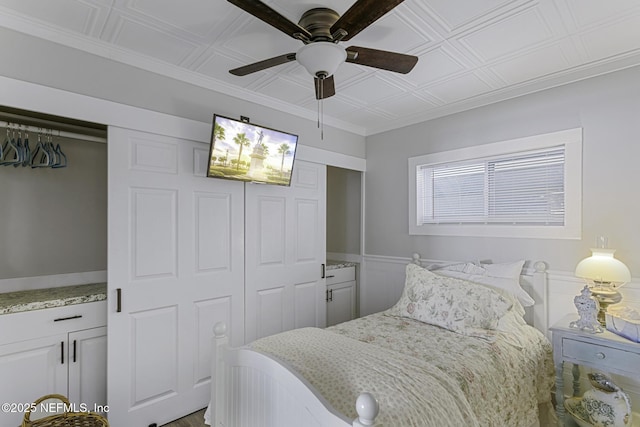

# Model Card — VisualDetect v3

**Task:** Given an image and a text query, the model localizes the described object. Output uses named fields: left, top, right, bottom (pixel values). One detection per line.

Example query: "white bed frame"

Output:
left=208, top=255, right=549, bottom=427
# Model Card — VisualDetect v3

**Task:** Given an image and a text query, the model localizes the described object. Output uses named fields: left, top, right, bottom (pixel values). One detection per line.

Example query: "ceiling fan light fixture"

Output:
left=296, top=42, right=346, bottom=78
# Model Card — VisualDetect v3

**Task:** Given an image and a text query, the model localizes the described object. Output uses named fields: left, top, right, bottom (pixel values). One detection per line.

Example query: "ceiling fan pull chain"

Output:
left=320, top=98, right=324, bottom=140
left=317, top=75, right=324, bottom=140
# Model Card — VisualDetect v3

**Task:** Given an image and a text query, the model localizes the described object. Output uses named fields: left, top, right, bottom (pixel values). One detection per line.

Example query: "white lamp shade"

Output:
left=575, top=248, right=631, bottom=284
left=296, top=42, right=346, bottom=77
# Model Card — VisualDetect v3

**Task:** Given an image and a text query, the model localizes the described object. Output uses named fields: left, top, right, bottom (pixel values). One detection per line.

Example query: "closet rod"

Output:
left=0, top=120, right=107, bottom=144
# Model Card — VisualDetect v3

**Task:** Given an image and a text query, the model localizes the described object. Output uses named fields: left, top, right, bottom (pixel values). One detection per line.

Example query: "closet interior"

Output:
left=0, top=106, right=107, bottom=285
left=0, top=106, right=109, bottom=427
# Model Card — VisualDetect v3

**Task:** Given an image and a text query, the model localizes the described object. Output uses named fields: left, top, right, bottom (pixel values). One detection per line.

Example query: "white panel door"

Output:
left=327, top=281, right=357, bottom=327
left=245, top=160, right=326, bottom=342
left=68, top=327, right=107, bottom=415
left=0, top=335, right=67, bottom=427
left=107, top=127, right=244, bottom=426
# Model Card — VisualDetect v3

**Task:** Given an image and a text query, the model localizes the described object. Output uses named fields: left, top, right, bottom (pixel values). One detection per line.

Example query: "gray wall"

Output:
left=326, top=166, right=361, bottom=255
left=364, top=65, right=640, bottom=274
left=0, top=137, right=107, bottom=280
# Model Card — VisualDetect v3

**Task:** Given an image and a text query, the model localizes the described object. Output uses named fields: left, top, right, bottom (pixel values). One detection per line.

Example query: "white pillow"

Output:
left=435, top=260, right=535, bottom=307
left=429, top=262, right=486, bottom=275
left=388, top=264, right=513, bottom=337
left=481, top=261, right=525, bottom=280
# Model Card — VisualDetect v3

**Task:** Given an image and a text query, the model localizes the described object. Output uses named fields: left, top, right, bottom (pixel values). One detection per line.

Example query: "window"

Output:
left=409, top=128, right=582, bottom=239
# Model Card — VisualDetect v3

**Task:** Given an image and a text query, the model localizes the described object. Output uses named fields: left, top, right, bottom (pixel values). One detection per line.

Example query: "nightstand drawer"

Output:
left=563, top=338, right=640, bottom=373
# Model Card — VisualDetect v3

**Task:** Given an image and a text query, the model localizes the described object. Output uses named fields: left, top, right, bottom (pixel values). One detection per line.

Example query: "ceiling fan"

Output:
left=227, top=0, right=419, bottom=100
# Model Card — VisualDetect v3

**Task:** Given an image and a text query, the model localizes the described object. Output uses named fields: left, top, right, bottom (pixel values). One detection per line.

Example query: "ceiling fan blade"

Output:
left=330, top=0, right=404, bottom=41
left=346, top=46, right=417, bottom=74
left=314, top=75, right=336, bottom=99
left=227, top=0, right=311, bottom=40
left=230, top=53, right=297, bottom=76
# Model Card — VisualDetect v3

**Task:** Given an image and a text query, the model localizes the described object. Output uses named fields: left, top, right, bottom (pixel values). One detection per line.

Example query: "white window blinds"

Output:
left=417, top=146, right=565, bottom=225
left=409, top=128, right=582, bottom=238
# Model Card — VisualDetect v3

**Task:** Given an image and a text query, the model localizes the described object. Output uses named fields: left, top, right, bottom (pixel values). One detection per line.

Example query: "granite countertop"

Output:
left=0, top=283, right=107, bottom=315
left=326, top=260, right=359, bottom=270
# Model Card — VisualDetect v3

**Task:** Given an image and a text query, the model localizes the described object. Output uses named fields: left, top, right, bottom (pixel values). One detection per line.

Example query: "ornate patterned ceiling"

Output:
left=1, top=0, right=639, bottom=135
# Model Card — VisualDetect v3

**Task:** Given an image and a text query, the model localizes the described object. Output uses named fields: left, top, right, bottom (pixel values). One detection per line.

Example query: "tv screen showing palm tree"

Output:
left=207, top=114, right=298, bottom=186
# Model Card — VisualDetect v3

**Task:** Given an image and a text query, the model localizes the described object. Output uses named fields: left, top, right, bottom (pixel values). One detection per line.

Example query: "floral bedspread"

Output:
left=251, top=312, right=554, bottom=427
left=251, top=326, right=480, bottom=427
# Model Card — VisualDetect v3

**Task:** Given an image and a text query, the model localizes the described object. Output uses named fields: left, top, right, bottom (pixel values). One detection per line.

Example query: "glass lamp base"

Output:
left=590, top=288, right=622, bottom=326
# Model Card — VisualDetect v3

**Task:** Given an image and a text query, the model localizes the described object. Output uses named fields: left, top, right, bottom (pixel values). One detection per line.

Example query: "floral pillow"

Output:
left=388, top=263, right=513, bottom=336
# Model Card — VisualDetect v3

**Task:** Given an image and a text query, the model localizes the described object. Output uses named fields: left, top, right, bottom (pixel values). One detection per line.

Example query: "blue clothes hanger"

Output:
left=11, top=126, right=24, bottom=168
left=30, top=129, right=50, bottom=168
left=52, top=143, right=67, bottom=168
left=1, top=124, right=21, bottom=166
left=21, top=129, right=30, bottom=167
left=0, top=127, right=4, bottom=162
left=2, top=124, right=68, bottom=168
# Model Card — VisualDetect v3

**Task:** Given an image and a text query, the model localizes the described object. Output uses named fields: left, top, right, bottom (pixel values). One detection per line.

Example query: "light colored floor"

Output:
left=160, top=408, right=207, bottom=427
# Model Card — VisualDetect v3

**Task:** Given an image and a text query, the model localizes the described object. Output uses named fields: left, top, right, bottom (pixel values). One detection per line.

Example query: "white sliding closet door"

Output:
left=245, top=160, right=326, bottom=342
left=107, top=127, right=244, bottom=426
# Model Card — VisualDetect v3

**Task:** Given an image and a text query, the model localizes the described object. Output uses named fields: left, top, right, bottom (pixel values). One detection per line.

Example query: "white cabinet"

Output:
left=0, top=334, right=68, bottom=418
left=68, top=326, right=107, bottom=414
left=0, top=301, right=107, bottom=426
left=326, top=266, right=356, bottom=327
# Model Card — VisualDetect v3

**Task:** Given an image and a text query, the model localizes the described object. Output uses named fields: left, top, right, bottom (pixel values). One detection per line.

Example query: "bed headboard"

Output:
left=520, top=261, right=549, bottom=334
left=410, top=253, right=549, bottom=335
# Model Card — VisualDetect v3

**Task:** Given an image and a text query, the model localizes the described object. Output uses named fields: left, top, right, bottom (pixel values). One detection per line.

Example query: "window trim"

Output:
left=408, top=128, right=582, bottom=239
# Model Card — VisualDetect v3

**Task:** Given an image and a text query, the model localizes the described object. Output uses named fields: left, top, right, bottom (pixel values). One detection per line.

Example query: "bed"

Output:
left=205, top=255, right=555, bottom=427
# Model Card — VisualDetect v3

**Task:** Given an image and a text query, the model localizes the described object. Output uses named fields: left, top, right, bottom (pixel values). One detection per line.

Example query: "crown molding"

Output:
left=2, top=6, right=639, bottom=137
left=365, top=49, right=640, bottom=135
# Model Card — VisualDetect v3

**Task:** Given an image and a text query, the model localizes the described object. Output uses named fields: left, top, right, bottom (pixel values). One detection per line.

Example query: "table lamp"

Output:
left=575, top=238, right=631, bottom=326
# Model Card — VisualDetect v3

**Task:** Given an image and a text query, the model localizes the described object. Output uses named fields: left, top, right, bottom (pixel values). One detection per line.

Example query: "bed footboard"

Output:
left=210, top=323, right=379, bottom=427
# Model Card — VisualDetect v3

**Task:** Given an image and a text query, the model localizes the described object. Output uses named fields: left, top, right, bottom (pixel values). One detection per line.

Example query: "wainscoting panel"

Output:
left=360, top=255, right=412, bottom=316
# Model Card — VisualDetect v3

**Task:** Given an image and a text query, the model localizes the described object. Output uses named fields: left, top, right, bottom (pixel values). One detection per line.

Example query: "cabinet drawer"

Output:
left=0, top=301, right=107, bottom=345
left=326, top=266, right=355, bottom=285
left=562, top=337, right=640, bottom=374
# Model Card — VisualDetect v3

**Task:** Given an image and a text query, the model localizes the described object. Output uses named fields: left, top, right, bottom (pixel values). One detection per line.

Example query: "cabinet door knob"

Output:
left=596, top=352, right=606, bottom=359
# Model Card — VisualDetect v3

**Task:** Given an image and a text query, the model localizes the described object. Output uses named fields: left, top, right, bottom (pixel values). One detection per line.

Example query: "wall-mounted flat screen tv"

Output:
left=207, top=114, right=298, bottom=186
